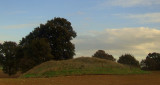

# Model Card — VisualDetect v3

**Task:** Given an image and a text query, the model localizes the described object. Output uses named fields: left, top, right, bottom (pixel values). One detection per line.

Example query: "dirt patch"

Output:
left=0, top=70, right=20, bottom=78
left=0, top=71, right=159, bottom=85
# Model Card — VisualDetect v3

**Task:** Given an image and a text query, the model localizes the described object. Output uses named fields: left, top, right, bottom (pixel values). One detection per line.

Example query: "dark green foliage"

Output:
left=20, top=17, right=77, bottom=60
left=92, top=50, right=116, bottom=61
left=141, top=52, right=160, bottom=70
left=19, top=38, right=54, bottom=73
left=0, top=41, right=18, bottom=76
left=118, top=54, right=139, bottom=67
left=0, top=43, right=2, bottom=66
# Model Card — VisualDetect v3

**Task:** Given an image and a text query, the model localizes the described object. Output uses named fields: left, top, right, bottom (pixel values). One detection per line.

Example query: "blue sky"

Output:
left=1, top=0, right=160, bottom=60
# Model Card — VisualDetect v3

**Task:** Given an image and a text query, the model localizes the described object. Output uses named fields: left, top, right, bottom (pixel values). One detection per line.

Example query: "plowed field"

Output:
left=0, top=71, right=160, bottom=85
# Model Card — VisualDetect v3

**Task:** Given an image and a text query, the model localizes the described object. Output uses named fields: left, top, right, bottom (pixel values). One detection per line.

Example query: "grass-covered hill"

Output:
left=21, top=57, right=147, bottom=78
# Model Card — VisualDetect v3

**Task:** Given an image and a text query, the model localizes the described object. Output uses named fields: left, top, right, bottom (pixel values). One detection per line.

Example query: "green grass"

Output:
left=23, top=68, right=148, bottom=78
left=21, top=57, right=148, bottom=78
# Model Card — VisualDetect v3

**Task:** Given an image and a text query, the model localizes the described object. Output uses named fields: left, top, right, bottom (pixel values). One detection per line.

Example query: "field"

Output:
left=0, top=71, right=160, bottom=85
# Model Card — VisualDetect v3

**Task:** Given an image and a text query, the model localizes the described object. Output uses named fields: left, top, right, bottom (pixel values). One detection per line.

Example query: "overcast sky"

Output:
left=0, top=0, right=160, bottom=61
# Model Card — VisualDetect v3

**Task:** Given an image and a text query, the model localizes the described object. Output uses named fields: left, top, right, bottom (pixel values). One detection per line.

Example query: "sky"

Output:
left=0, top=0, right=160, bottom=61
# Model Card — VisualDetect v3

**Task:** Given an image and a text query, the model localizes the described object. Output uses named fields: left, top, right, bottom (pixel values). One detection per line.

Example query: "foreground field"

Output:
left=0, top=71, right=160, bottom=85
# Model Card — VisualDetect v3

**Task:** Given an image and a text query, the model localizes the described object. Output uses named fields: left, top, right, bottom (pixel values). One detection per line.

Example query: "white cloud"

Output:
left=73, top=27, right=160, bottom=61
left=101, top=0, right=160, bottom=7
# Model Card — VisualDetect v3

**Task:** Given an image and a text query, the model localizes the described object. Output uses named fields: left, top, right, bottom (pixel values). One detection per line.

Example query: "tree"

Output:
left=20, top=17, right=77, bottom=60
left=0, top=43, right=2, bottom=66
left=0, top=41, right=18, bottom=76
left=92, top=50, right=116, bottom=61
left=141, top=52, right=160, bottom=70
left=117, top=54, right=139, bottom=67
left=19, top=38, right=54, bottom=73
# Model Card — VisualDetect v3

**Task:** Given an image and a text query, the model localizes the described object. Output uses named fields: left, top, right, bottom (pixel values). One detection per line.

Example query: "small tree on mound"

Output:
left=118, top=54, right=139, bottom=67
left=92, top=50, right=116, bottom=61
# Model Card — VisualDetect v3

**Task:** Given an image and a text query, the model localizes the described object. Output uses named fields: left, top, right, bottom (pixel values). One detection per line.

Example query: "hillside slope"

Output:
left=21, top=57, right=147, bottom=78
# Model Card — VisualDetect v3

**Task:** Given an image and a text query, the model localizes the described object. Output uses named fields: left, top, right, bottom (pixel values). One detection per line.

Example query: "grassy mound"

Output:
left=21, top=57, right=147, bottom=78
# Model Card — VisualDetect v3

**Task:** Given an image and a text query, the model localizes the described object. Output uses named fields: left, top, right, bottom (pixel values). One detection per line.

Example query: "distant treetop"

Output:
left=118, top=54, right=139, bottom=67
left=92, top=50, right=116, bottom=61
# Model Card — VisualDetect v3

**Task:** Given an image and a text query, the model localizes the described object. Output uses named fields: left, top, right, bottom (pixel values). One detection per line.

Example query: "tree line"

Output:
left=0, top=17, right=160, bottom=76
left=92, top=50, right=160, bottom=70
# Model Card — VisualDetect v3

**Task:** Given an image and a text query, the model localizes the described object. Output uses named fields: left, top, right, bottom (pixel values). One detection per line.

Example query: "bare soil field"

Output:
left=0, top=71, right=160, bottom=85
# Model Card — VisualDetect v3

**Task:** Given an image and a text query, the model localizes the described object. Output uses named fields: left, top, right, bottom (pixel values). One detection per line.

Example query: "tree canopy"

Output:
left=20, top=17, right=77, bottom=60
left=141, top=52, right=160, bottom=70
left=18, top=38, right=54, bottom=72
left=117, top=54, right=139, bottom=67
left=0, top=41, right=18, bottom=76
left=92, top=50, right=116, bottom=61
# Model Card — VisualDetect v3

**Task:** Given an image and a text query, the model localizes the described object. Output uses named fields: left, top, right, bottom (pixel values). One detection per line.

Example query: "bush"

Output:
left=92, top=50, right=116, bottom=61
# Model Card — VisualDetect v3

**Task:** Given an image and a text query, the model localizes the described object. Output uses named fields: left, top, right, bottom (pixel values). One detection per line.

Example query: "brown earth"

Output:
left=0, top=70, right=21, bottom=78
left=0, top=71, right=160, bottom=85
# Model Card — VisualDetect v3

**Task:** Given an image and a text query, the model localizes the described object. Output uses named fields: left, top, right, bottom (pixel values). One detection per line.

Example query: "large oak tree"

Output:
left=20, top=17, right=77, bottom=60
